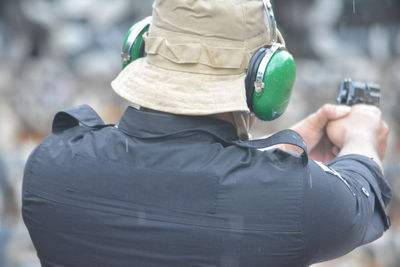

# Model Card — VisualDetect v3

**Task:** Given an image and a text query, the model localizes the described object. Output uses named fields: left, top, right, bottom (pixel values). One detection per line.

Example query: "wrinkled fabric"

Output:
left=144, top=32, right=248, bottom=69
left=111, top=59, right=251, bottom=116
left=145, top=0, right=272, bottom=74
left=152, top=0, right=271, bottom=42
left=22, top=106, right=391, bottom=267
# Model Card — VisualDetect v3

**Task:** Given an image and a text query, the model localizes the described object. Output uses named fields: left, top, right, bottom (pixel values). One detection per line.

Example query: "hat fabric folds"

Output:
left=112, top=0, right=273, bottom=115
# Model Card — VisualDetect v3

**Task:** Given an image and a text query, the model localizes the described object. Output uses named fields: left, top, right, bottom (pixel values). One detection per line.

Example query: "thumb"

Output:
left=309, top=104, right=351, bottom=130
left=321, top=104, right=352, bottom=120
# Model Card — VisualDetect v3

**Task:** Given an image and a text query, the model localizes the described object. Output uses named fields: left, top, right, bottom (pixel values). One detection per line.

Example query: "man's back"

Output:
left=22, top=106, right=390, bottom=267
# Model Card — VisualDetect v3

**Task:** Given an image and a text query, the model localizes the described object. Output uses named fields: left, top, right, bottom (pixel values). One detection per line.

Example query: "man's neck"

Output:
left=140, top=107, right=251, bottom=140
left=141, top=107, right=236, bottom=126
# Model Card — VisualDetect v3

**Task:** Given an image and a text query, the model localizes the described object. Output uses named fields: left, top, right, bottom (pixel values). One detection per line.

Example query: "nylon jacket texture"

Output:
left=22, top=105, right=391, bottom=267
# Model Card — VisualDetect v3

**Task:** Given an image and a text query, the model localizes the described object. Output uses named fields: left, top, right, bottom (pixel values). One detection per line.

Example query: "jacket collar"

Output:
left=118, top=106, right=238, bottom=141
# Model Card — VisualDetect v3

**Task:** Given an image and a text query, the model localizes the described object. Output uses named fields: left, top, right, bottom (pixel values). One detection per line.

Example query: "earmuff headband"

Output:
left=263, top=0, right=277, bottom=43
left=121, top=16, right=152, bottom=65
left=244, top=1, right=296, bottom=121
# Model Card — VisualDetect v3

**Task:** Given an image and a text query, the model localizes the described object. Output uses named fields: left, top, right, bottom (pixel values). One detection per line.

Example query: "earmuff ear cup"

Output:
left=252, top=50, right=296, bottom=120
left=121, top=17, right=152, bottom=69
left=245, top=47, right=296, bottom=121
left=122, top=25, right=149, bottom=69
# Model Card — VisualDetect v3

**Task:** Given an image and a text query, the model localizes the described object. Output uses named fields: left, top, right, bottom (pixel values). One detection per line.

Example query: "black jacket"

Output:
left=22, top=105, right=391, bottom=267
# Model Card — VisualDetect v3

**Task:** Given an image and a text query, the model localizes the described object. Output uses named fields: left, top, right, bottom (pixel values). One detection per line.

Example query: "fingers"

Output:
left=307, top=104, right=351, bottom=131
left=320, top=104, right=352, bottom=120
left=382, top=121, right=390, bottom=136
left=349, top=104, right=384, bottom=135
left=378, top=121, right=390, bottom=159
left=351, top=104, right=382, bottom=121
left=352, top=103, right=381, bottom=112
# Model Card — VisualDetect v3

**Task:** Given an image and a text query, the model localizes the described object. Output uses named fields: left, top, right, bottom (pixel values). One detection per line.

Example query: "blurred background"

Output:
left=0, top=0, right=399, bottom=266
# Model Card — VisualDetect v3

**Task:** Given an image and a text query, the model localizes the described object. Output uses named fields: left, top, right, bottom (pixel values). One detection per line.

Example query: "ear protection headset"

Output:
left=120, top=0, right=296, bottom=121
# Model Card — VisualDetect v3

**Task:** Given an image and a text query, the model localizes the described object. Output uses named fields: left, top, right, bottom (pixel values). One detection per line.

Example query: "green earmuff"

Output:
left=244, top=0, right=296, bottom=121
left=121, top=16, right=152, bottom=69
left=245, top=44, right=296, bottom=121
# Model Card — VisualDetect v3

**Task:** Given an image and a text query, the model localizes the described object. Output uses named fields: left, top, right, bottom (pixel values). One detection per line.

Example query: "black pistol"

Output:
left=337, top=78, right=381, bottom=107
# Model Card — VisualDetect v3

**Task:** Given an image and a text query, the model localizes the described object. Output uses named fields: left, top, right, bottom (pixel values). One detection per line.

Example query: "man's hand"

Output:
left=327, top=104, right=389, bottom=172
left=290, top=104, right=351, bottom=163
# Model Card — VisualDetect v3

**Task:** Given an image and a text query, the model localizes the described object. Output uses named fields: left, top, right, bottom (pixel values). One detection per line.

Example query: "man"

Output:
left=22, top=0, right=391, bottom=266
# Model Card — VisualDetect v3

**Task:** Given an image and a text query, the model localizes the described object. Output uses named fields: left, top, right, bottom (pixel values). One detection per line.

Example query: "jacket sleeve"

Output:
left=303, top=154, right=392, bottom=265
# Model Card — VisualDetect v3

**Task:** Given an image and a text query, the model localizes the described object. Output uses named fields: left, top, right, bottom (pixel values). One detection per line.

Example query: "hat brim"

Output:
left=111, top=58, right=250, bottom=116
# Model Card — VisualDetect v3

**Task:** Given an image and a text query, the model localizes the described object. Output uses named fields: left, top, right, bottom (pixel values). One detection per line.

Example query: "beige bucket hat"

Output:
left=111, top=0, right=275, bottom=116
